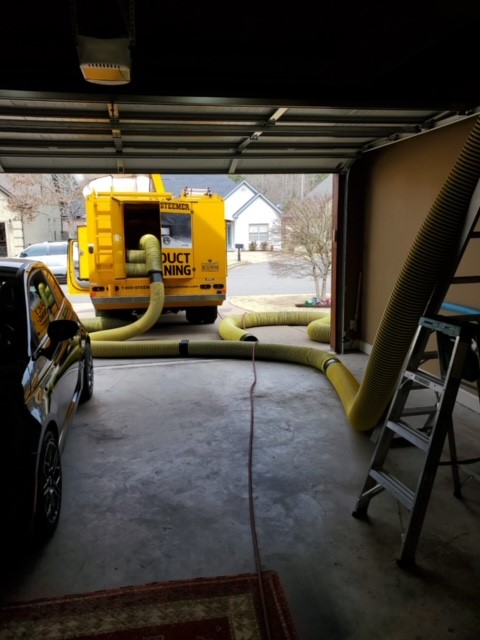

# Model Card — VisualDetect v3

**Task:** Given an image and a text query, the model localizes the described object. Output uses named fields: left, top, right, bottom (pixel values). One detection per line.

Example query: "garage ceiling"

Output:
left=1, top=2, right=480, bottom=176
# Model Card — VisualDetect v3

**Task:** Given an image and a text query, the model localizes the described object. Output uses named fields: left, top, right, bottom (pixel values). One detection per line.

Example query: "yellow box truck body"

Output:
left=68, top=175, right=227, bottom=324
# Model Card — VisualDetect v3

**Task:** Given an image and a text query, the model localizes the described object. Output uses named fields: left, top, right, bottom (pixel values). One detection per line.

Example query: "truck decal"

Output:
left=201, top=262, right=220, bottom=272
left=160, top=202, right=191, bottom=212
left=163, top=264, right=192, bottom=277
left=162, top=250, right=192, bottom=277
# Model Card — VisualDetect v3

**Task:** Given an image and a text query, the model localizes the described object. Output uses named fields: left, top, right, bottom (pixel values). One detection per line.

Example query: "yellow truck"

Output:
left=68, top=175, right=227, bottom=324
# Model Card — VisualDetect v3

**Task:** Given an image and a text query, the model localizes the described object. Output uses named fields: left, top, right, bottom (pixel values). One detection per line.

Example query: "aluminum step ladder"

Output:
left=352, top=314, right=480, bottom=569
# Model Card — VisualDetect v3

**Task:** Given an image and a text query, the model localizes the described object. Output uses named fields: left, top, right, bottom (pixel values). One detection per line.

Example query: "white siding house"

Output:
left=0, top=185, right=21, bottom=257
left=158, top=175, right=283, bottom=252
left=225, top=181, right=281, bottom=251
left=0, top=179, right=64, bottom=257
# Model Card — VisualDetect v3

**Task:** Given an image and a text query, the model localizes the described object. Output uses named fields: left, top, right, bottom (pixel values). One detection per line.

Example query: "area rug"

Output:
left=0, top=570, right=298, bottom=640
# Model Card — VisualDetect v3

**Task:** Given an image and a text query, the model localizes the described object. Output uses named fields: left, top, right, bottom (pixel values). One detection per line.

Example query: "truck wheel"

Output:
left=186, top=306, right=218, bottom=324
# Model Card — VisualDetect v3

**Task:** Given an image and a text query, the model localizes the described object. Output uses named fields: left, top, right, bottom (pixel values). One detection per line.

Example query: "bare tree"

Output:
left=4, top=174, right=85, bottom=236
left=50, top=174, right=86, bottom=237
left=270, top=193, right=332, bottom=301
left=240, top=174, right=328, bottom=207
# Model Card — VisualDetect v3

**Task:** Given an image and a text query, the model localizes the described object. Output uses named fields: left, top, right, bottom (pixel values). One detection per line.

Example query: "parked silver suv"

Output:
left=18, top=241, right=68, bottom=283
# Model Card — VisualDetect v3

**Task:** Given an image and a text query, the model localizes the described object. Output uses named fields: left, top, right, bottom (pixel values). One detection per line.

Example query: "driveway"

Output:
left=228, top=262, right=316, bottom=296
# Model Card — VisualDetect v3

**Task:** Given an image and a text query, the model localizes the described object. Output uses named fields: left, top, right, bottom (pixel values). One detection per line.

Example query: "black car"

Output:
left=0, top=258, right=93, bottom=548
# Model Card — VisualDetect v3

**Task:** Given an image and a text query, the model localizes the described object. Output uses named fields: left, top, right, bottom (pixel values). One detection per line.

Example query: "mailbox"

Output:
left=234, top=243, right=244, bottom=261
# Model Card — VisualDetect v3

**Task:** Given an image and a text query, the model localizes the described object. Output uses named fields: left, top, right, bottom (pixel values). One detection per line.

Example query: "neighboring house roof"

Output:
left=161, top=174, right=237, bottom=197
left=0, top=176, right=13, bottom=199
left=225, top=179, right=256, bottom=200
left=0, top=184, right=11, bottom=199
left=227, top=180, right=282, bottom=212
left=231, top=192, right=282, bottom=219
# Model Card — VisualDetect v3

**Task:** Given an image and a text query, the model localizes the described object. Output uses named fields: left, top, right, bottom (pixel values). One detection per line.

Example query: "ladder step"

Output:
left=386, top=420, right=431, bottom=451
left=421, top=350, right=439, bottom=361
left=451, top=275, right=480, bottom=284
left=400, top=405, right=437, bottom=418
left=403, top=369, right=445, bottom=393
left=419, top=316, right=471, bottom=336
left=369, top=468, right=415, bottom=510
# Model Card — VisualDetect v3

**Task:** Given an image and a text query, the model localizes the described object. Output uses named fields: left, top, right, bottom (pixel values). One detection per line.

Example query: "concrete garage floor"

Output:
left=1, top=300, right=480, bottom=640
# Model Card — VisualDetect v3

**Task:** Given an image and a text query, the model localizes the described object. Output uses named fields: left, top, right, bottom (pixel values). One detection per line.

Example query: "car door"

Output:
left=27, top=268, right=81, bottom=440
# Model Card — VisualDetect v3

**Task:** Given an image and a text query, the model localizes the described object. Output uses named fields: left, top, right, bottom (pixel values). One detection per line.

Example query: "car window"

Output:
left=22, top=244, right=46, bottom=257
left=49, top=244, right=67, bottom=255
left=28, top=271, right=60, bottom=347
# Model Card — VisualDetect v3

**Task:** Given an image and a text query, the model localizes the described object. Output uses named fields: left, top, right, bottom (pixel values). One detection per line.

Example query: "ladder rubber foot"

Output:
left=396, top=557, right=417, bottom=573
left=351, top=509, right=369, bottom=521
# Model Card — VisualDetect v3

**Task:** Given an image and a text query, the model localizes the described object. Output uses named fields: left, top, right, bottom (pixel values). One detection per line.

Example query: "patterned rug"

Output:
left=0, top=570, right=298, bottom=639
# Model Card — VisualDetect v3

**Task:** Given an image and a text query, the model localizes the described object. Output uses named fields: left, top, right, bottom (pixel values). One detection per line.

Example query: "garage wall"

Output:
left=347, top=116, right=478, bottom=351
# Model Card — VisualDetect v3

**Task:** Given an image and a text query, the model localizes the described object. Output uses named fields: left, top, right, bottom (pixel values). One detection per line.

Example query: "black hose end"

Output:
left=148, top=270, right=164, bottom=283
left=323, top=357, right=339, bottom=372
left=241, top=334, right=259, bottom=342
left=179, top=339, right=189, bottom=356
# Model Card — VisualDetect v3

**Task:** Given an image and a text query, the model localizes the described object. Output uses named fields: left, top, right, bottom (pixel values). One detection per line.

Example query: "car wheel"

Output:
left=80, top=340, right=94, bottom=403
left=35, top=430, right=62, bottom=541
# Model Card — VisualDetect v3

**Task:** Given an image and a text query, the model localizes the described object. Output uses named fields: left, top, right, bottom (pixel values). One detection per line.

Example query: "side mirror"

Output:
left=35, top=319, right=79, bottom=360
left=48, top=319, right=79, bottom=343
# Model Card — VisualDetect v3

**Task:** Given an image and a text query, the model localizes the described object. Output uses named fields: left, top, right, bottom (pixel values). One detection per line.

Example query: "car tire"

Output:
left=80, top=340, right=94, bottom=403
left=34, top=430, right=62, bottom=541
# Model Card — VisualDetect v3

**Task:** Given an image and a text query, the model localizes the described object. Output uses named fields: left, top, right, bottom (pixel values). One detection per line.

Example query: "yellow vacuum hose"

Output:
left=82, top=116, right=480, bottom=432
left=88, top=234, right=165, bottom=343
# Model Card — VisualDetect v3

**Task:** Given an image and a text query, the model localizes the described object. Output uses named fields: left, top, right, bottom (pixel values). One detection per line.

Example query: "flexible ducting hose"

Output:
left=219, top=311, right=331, bottom=343
left=344, top=116, right=480, bottom=430
left=90, top=339, right=358, bottom=417
left=81, top=315, right=132, bottom=333
left=84, top=116, right=480, bottom=433
left=125, top=249, right=149, bottom=277
left=89, top=234, right=165, bottom=345
left=127, top=249, right=146, bottom=263
left=89, top=337, right=339, bottom=369
left=213, top=117, right=480, bottom=430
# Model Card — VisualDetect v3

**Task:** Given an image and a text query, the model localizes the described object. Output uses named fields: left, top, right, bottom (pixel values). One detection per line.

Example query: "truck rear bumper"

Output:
left=92, top=293, right=225, bottom=310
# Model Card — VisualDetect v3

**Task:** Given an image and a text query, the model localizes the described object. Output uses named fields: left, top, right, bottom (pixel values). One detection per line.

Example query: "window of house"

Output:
left=249, top=224, right=269, bottom=244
